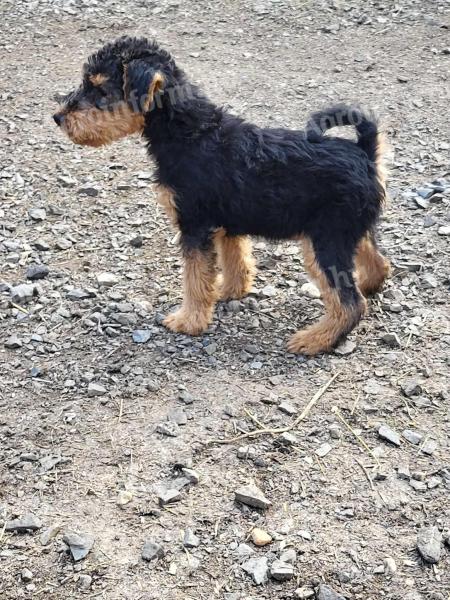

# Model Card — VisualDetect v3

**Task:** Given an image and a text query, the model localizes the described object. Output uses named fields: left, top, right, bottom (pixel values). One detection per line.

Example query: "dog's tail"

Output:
left=306, top=104, right=387, bottom=191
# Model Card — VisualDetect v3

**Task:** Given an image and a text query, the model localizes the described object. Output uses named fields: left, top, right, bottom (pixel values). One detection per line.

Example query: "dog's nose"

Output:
left=53, top=113, right=65, bottom=126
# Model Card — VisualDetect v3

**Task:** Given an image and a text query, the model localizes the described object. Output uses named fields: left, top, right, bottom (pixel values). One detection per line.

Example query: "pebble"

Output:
left=62, top=531, right=95, bottom=561
left=56, top=238, right=73, bottom=250
left=242, top=556, right=269, bottom=585
left=87, top=382, right=107, bottom=397
left=251, top=528, right=272, bottom=547
left=181, top=468, right=200, bottom=484
left=40, top=524, right=61, bottom=546
left=117, top=490, right=133, bottom=506
left=158, top=488, right=182, bottom=506
left=270, top=559, right=294, bottom=581
left=437, top=225, right=450, bottom=235
left=235, top=484, right=271, bottom=510
left=378, top=424, right=401, bottom=446
left=410, top=479, right=427, bottom=492
left=381, top=332, right=401, bottom=347
left=335, top=339, right=356, bottom=355
left=26, top=264, right=49, bottom=280
left=21, top=568, right=33, bottom=582
left=402, top=429, right=423, bottom=445
left=300, top=282, right=321, bottom=298
left=130, top=235, right=143, bottom=247
left=401, top=379, right=422, bottom=397
left=5, top=514, right=41, bottom=532
left=397, top=465, right=411, bottom=480
left=183, top=528, right=200, bottom=548
left=384, top=556, right=397, bottom=576
left=295, top=587, right=315, bottom=599
left=317, top=584, right=346, bottom=600
left=132, top=329, right=152, bottom=343
left=156, top=422, right=179, bottom=437
left=280, top=431, right=298, bottom=445
left=78, top=574, right=92, bottom=590
left=142, top=539, right=165, bottom=562
left=278, top=401, right=297, bottom=415
left=417, top=526, right=442, bottom=564
left=10, top=283, right=36, bottom=304
left=28, top=207, right=46, bottom=221
left=421, top=439, right=438, bottom=455
left=4, top=335, right=22, bottom=349
left=168, top=407, right=188, bottom=425
left=315, top=443, right=333, bottom=458
left=97, top=272, right=119, bottom=287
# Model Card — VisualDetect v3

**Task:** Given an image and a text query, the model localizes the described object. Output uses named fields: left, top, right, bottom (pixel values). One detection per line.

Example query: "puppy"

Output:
left=54, top=36, right=390, bottom=355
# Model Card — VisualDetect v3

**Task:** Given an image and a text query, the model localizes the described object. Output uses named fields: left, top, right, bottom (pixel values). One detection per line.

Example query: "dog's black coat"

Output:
left=61, top=36, right=386, bottom=312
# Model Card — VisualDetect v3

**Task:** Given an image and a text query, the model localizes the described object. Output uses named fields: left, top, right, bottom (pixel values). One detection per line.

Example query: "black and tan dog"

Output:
left=53, top=36, right=390, bottom=355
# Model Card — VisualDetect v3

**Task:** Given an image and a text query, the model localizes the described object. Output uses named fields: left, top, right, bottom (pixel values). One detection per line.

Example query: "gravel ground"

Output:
left=0, top=1, right=449, bottom=599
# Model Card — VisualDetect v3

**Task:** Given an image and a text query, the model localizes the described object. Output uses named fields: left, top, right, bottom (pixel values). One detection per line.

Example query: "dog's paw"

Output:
left=163, top=309, right=210, bottom=336
left=287, top=329, right=332, bottom=356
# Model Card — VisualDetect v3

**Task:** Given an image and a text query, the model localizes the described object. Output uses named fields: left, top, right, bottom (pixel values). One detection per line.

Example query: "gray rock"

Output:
left=401, top=379, right=422, bottom=397
left=33, top=239, right=50, bottom=251
left=87, top=383, right=107, bottom=397
left=40, top=524, right=61, bottom=546
left=335, top=339, right=356, bottom=355
left=278, top=401, right=297, bottom=415
left=402, top=429, right=423, bottom=445
left=421, top=440, right=438, bottom=455
left=280, top=431, right=298, bottom=445
left=21, top=568, right=33, bottom=582
left=270, top=559, right=294, bottom=581
left=381, top=332, right=401, bottom=347
left=78, top=186, right=99, bottom=197
left=317, top=584, right=346, bottom=600
left=168, top=408, right=188, bottom=425
left=5, top=514, right=42, bottom=532
left=280, top=548, right=297, bottom=564
left=26, top=264, right=49, bottom=280
left=235, top=484, right=271, bottom=510
left=181, top=468, right=200, bottom=484
left=78, top=574, right=92, bottom=590
left=132, top=329, right=152, bottom=343
left=410, top=480, right=427, bottom=492
left=378, top=424, right=401, bottom=447
left=315, top=443, right=333, bottom=458
left=156, top=422, right=179, bottom=437
left=10, top=283, right=36, bottom=304
left=67, top=288, right=94, bottom=300
left=28, top=207, right=46, bottom=221
left=179, top=390, right=194, bottom=404
left=397, top=465, right=411, bottom=480
left=4, top=335, right=22, bottom=349
left=142, top=538, right=164, bottom=562
left=183, top=528, right=200, bottom=548
left=130, top=235, right=143, bottom=248
left=438, top=225, right=450, bottom=236
left=97, top=272, right=119, bottom=287
left=157, top=488, right=182, bottom=506
left=62, top=531, right=94, bottom=561
left=56, top=238, right=73, bottom=250
left=294, top=587, right=315, bottom=599
left=417, top=526, right=442, bottom=564
left=242, top=556, right=269, bottom=585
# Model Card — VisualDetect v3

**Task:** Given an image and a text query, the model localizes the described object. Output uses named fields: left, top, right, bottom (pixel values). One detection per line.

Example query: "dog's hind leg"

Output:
left=287, top=235, right=367, bottom=355
left=163, top=242, right=218, bottom=335
left=213, top=231, right=256, bottom=300
left=354, top=232, right=390, bottom=297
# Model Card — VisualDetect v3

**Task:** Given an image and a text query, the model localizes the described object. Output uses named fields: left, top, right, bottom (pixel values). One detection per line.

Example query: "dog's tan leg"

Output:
left=163, top=247, right=218, bottom=335
left=355, top=234, right=391, bottom=296
left=213, top=231, right=256, bottom=300
left=287, top=236, right=366, bottom=355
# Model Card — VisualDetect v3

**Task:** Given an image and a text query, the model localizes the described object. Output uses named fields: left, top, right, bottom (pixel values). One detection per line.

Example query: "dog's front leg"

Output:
left=163, top=239, right=218, bottom=336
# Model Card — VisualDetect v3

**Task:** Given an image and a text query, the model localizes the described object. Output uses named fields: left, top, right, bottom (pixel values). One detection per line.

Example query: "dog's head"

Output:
left=53, top=36, right=175, bottom=147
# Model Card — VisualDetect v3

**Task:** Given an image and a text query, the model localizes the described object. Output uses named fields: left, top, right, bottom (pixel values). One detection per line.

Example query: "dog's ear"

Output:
left=123, top=59, right=165, bottom=112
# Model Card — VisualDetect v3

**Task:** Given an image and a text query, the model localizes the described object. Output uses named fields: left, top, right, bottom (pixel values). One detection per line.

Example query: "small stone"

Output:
left=181, top=468, right=200, bottom=484
left=168, top=408, right=188, bottom=425
left=427, top=476, right=441, bottom=489
left=384, top=557, right=397, bottom=576
left=437, top=225, right=450, bottom=236
left=57, top=175, right=77, bottom=187
left=26, top=264, right=49, bottom=280
left=117, top=490, right=133, bottom=506
left=329, top=424, right=341, bottom=439
left=278, top=401, right=297, bottom=416
left=5, top=335, right=22, bottom=349
left=270, top=559, right=294, bottom=581
left=381, top=332, right=401, bottom=347
left=62, top=531, right=95, bottom=561
left=417, top=526, right=442, bottom=564
left=421, top=439, right=438, bottom=455
left=21, top=568, right=33, bottom=582
left=315, top=443, right=333, bottom=458
left=156, top=422, right=179, bottom=437
left=28, top=207, right=46, bottom=221
left=78, top=574, right=92, bottom=590
left=317, top=584, right=346, bottom=600
left=261, top=284, right=277, bottom=297
left=294, top=587, right=315, bottom=599
left=183, top=528, right=200, bottom=548
left=158, top=488, right=182, bottom=506
left=10, top=283, right=36, bottom=304
left=402, top=429, right=423, bottom=445
left=56, top=238, right=73, bottom=250
left=300, top=282, right=321, bottom=298
left=280, top=548, right=297, bottom=563
left=397, top=465, right=411, bottom=480
left=401, top=379, right=422, bottom=397
left=204, top=342, right=217, bottom=355
left=130, top=235, right=143, bottom=248
left=97, top=272, right=119, bottom=287
left=410, top=479, right=427, bottom=492
left=242, top=556, right=269, bottom=585
left=279, top=431, right=298, bottom=445
left=142, top=539, right=164, bottom=562
left=40, top=524, right=61, bottom=546
left=78, top=186, right=99, bottom=197
left=251, top=528, right=272, bottom=547
left=235, top=484, right=271, bottom=510
left=335, top=339, right=356, bottom=355
left=67, top=288, right=93, bottom=300
left=87, top=382, right=107, bottom=397
left=5, top=514, right=42, bottom=532
left=378, top=424, right=401, bottom=447
left=179, top=390, right=194, bottom=404
left=132, top=329, right=152, bottom=343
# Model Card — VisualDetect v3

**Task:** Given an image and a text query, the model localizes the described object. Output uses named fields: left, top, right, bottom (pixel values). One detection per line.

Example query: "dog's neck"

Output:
left=142, top=80, right=224, bottom=151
